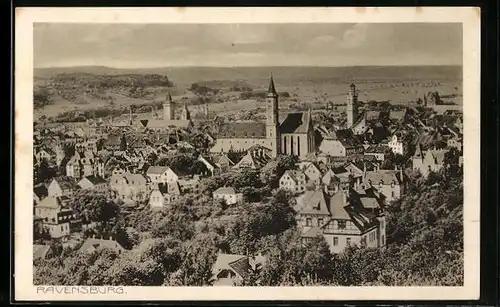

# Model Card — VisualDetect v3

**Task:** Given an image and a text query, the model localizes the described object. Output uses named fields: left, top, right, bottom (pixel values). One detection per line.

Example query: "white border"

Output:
left=15, top=7, right=481, bottom=301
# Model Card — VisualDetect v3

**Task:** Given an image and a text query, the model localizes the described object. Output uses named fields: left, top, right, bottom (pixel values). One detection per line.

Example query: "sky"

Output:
left=34, top=23, right=463, bottom=68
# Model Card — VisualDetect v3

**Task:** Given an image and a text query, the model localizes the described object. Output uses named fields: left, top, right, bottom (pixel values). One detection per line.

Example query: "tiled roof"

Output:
left=279, top=112, right=311, bottom=134
left=212, top=253, right=250, bottom=279
left=365, top=145, right=390, bottom=154
left=37, top=196, right=63, bottom=209
left=122, top=173, right=149, bottom=186
left=146, top=166, right=170, bottom=175
left=82, top=175, right=107, bottom=185
left=328, top=191, right=350, bottom=220
left=296, top=190, right=330, bottom=215
left=79, top=238, right=125, bottom=253
left=363, top=170, right=402, bottom=185
left=52, top=176, right=78, bottom=191
left=324, top=129, right=362, bottom=146
left=428, top=149, right=447, bottom=165
left=301, top=226, right=323, bottom=238
left=282, top=170, right=306, bottom=183
left=217, top=122, right=266, bottom=138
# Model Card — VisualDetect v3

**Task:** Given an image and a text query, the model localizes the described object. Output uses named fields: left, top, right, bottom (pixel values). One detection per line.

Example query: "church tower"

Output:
left=346, top=83, right=358, bottom=128
left=181, top=102, right=191, bottom=120
left=163, top=93, right=175, bottom=121
left=266, top=74, right=280, bottom=157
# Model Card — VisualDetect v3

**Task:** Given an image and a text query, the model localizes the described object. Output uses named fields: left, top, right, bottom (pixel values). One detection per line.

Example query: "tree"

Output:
left=69, top=190, right=120, bottom=224
left=38, top=158, right=56, bottom=183
left=165, top=232, right=221, bottom=286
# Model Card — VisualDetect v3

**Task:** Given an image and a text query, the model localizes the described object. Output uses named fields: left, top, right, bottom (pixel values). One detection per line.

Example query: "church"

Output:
left=139, top=93, right=192, bottom=131
left=210, top=76, right=317, bottom=159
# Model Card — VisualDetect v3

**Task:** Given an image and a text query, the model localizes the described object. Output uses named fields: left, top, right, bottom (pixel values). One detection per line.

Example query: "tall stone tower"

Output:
left=266, top=74, right=280, bottom=157
left=346, top=83, right=358, bottom=128
left=163, top=93, right=175, bottom=121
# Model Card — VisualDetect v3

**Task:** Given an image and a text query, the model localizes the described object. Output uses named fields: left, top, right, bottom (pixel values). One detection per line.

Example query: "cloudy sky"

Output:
left=34, top=23, right=462, bottom=68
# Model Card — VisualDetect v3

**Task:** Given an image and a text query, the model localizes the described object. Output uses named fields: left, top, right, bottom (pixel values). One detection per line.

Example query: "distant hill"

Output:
left=33, top=65, right=463, bottom=120
left=35, top=65, right=463, bottom=84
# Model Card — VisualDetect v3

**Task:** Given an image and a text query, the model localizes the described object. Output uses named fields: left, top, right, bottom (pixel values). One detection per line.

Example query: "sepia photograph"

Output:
left=15, top=7, right=481, bottom=301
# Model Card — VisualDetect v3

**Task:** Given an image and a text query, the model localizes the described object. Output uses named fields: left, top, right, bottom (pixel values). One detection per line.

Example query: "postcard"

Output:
left=15, top=6, right=480, bottom=301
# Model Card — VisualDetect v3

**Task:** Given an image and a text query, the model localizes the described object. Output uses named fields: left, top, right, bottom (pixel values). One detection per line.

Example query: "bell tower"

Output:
left=163, top=93, right=175, bottom=121
left=346, top=83, right=358, bottom=128
left=266, top=74, right=280, bottom=157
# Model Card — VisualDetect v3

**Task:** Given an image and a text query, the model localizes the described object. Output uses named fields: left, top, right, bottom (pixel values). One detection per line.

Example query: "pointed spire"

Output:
left=267, top=73, right=278, bottom=97
left=167, top=92, right=172, bottom=102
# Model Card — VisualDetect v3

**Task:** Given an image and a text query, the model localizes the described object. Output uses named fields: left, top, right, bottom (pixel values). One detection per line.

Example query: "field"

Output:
left=33, top=65, right=462, bottom=120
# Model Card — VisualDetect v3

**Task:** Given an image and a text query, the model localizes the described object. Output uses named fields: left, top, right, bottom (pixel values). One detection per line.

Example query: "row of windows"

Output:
left=333, top=236, right=351, bottom=246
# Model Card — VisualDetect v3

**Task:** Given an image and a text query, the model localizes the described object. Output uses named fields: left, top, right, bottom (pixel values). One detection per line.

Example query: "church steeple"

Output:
left=267, top=74, right=278, bottom=97
left=266, top=74, right=280, bottom=157
left=163, top=92, right=175, bottom=121
left=181, top=101, right=191, bottom=120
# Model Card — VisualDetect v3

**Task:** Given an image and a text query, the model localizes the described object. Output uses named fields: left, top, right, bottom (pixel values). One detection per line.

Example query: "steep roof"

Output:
left=217, top=122, right=266, bottom=138
left=301, top=226, right=323, bottom=238
left=324, top=129, right=362, bottom=146
left=427, top=149, right=447, bottom=165
left=52, top=176, right=78, bottom=191
left=282, top=169, right=307, bottom=183
left=328, top=191, right=351, bottom=220
left=81, top=175, right=107, bottom=185
left=146, top=166, right=170, bottom=175
left=267, top=75, right=278, bottom=97
left=212, top=253, right=250, bottom=279
left=297, top=190, right=331, bottom=215
left=279, top=112, right=312, bottom=134
left=123, top=173, right=149, bottom=185
left=363, top=170, right=402, bottom=185
left=233, top=151, right=270, bottom=169
left=37, top=196, right=63, bottom=209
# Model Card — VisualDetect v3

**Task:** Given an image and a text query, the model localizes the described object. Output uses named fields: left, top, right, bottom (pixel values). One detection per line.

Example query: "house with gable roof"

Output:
left=148, top=182, right=182, bottom=209
left=232, top=149, right=271, bottom=170
left=34, top=195, right=76, bottom=239
left=48, top=176, right=79, bottom=198
left=412, top=143, right=448, bottom=177
left=109, top=172, right=151, bottom=202
left=301, top=162, right=323, bottom=186
left=318, top=129, right=365, bottom=157
left=79, top=236, right=126, bottom=254
left=146, top=166, right=179, bottom=184
left=210, top=252, right=267, bottom=286
left=213, top=187, right=243, bottom=205
left=77, top=175, right=107, bottom=191
left=295, top=189, right=385, bottom=254
left=279, top=169, right=308, bottom=194
left=362, top=169, right=403, bottom=203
